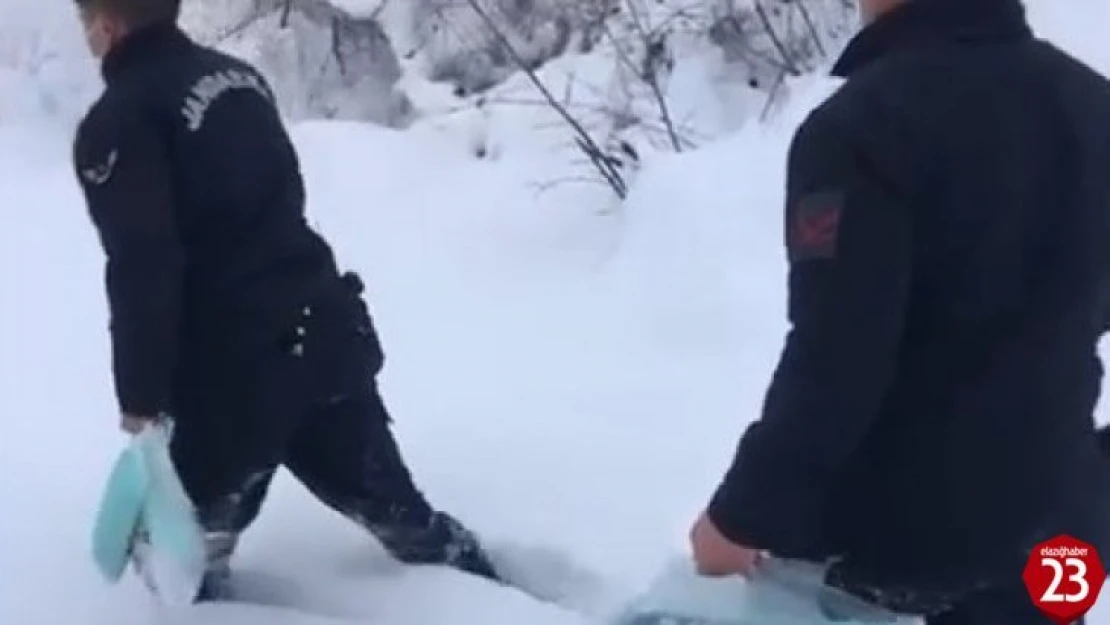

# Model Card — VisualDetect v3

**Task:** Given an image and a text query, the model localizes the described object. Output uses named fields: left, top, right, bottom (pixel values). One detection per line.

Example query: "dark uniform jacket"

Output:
left=707, top=0, right=1110, bottom=610
left=73, top=21, right=381, bottom=460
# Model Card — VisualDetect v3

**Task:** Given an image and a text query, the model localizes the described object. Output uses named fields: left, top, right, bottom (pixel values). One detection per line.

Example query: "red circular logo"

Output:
left=1022, top=534, right=1106, bottom=624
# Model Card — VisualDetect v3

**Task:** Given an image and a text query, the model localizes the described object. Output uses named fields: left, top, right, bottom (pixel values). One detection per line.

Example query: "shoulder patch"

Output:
left=81, top=149, right=119, bottom=186
left=788, top=189, right=843, bottom=262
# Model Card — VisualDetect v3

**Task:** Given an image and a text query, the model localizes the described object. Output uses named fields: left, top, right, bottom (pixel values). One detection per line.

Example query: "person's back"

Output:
left=824, top=4, right=1110, bottom=584
left=72, top=0, right=502, bottom=602
left=692, top=1, right=1110, bottom=622
left=86, top=21, right=341, bottom=350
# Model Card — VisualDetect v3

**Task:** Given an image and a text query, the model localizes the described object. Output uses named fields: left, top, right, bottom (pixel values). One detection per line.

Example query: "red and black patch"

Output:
left=788, top=190, right=844, bottom=262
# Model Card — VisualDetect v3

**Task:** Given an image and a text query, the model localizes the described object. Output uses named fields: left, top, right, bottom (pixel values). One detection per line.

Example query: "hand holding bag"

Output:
left=91, top=420, right=207, bottom=605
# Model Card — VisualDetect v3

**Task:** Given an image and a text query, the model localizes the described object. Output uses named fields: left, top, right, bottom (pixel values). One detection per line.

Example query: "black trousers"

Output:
left=166, top=383, right=499, bottom=598
left=146, top=273, right=502, bottom=605
left=174, top=386, right=433, bottom=540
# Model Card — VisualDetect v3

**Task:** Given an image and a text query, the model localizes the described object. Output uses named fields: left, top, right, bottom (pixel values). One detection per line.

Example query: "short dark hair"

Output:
left=74, top=0, right=180, bottom=27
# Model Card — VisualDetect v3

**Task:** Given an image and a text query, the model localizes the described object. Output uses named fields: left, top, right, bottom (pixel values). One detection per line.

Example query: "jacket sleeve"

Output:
left=74, top=100, right=185, bottom=417
left=1097, top=425, right=1110, bottom=458
left=706, top=109, right=912, bottom=558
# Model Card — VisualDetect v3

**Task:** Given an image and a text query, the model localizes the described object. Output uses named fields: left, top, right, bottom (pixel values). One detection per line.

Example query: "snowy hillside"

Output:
left=3, top=1, right=1110, bottom=624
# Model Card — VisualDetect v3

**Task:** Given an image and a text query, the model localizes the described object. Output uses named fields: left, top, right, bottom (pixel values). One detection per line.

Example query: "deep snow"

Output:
left=3, top=2, right=1110, bottom=624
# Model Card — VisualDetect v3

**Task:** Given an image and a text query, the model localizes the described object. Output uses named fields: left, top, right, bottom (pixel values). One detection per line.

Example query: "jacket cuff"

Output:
left=705, top=425, right=828, bottom=560
left=115, top=379, right=169, bottom=418
left=707, top=465, right=776, bottom=549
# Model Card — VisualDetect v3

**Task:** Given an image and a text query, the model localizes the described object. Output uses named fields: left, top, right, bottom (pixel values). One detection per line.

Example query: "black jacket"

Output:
left=73, top=22, right=356, bottom=418
left=707, top=0, right=1110, bottom=606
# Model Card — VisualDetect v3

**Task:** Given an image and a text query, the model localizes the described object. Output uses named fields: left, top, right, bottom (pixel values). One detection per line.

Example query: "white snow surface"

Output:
left=3, top=1, right=1110, bottom=624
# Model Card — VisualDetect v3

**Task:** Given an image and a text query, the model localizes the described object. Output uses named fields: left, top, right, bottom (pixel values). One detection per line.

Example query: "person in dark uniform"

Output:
left=71, top=0, right=501, bottom=601
left=688, top=0, right=1110, bottom=624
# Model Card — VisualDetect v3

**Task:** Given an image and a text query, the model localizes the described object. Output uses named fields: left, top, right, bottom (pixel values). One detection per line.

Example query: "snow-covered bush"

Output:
left=0, top=0, right=859, bottom=203
left=0, top=0, right=100, bottom=128
left=181, top=0, right=413, bottom=127
left=397, top=0, right=616, bottom=96
left=407, top=0, right=858, bottom=200
left=707, top=0, right=856, bottom=108
left=170, top=0, right=856, bottom=135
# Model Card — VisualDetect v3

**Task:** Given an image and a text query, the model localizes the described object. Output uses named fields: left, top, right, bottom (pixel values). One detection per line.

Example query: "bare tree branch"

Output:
left=754, top=0, right=801, bottom=76
left=792, top=0, right=826, bottom=57
left=280, top=0, right=294, bottom=28
left=601, top=0, right=682, bottom=152
left=462, top=0, right=628, bottom=199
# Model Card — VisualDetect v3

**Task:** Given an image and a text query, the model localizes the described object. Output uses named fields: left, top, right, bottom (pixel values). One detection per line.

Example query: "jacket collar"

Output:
left=831, top=0, right=1033, bottom=78
left=101, top=20, right=191, bottom=85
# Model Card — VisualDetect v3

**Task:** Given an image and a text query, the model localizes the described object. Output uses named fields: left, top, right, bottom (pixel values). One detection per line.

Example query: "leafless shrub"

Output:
left=708, top=0, right=854, bottom=117
left=178, top=0, right=857, bottom=199
left=402, top=0, right=619, bottom=96
left=463, top=0, right=631, bottom=198
left=183, top=0, right=411, bottom=125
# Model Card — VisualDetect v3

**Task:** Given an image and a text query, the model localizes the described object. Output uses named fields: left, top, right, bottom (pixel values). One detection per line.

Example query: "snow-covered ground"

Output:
left=3, top=1, right=1110, bottom=624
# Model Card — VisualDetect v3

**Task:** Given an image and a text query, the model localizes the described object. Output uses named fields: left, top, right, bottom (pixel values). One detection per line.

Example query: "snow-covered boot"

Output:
left=371, top=511, right=502, bottom=583
left=192, top=530, right=237, bottom=602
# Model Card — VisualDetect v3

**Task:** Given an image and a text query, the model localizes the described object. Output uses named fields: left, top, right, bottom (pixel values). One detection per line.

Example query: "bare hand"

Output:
left=689, top=510, right=764, bottom=577
left=120, top=414, right=153, bottom=434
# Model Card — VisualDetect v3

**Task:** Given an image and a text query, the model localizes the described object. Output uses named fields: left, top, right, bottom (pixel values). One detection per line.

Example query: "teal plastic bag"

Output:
left=90, top=421, right=207, bottom=605
left=90, top=440, right=147, bottom=582
left=610, top=556, right=919, bottom=625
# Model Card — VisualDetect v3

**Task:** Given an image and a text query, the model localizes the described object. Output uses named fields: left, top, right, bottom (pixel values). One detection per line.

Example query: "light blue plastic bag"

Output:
left=611, top=556, right=920, bottom=625
left=90, top=421, right=207, bottom=605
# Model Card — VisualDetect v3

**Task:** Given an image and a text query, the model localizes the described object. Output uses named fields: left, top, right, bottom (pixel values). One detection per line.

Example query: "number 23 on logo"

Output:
left=1023, top=535, right=1106, bottom=624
